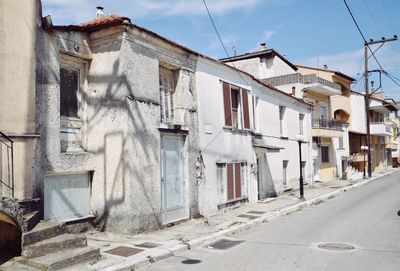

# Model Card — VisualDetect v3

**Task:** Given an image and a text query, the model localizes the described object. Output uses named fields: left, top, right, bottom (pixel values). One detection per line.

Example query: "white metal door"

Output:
left=161, top=135, right=187, bottom=224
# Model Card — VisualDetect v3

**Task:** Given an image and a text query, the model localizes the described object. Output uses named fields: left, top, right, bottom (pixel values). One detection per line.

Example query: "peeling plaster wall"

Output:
left=36, top=25, right=199, bottom=234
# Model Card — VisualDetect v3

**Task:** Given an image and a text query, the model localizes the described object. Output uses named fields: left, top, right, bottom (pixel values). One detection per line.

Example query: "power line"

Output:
left=201, top=0, right=250, bottom=85
left=381, top=0, right=395, bottom=34
left=363, top=0, right=382, bottom=36
left=343, top=0, right=399, bottom=91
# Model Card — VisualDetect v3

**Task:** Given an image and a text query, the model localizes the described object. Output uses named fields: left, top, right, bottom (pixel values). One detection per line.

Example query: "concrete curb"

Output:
left=112, top=171, right=393, bottom=270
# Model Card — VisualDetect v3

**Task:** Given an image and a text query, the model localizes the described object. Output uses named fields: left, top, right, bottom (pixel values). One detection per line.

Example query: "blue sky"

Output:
left=42, top=0, right=400, bottom=99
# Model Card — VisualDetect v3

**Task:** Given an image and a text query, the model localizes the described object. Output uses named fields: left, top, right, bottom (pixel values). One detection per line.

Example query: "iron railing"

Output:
left=312, top=118, right=346, bottom=130
left=0, top=131, right=14, bottom=198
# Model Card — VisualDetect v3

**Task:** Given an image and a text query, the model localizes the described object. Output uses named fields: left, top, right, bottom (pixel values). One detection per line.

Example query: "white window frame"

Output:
left=279, top=106, right=287, bottom=137
left=59, top=54, right=87, bottom=153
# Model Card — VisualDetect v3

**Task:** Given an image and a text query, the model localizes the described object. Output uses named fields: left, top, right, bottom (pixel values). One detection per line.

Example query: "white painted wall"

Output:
left=350, top=93, right=367, bottom=133
left=196, top=58, right=255, bottom=215
left=196, top=57, right=312, bottom=216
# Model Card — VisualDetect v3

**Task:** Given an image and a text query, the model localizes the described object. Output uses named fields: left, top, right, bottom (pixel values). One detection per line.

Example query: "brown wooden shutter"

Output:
left=234, top=163, right=241, bottom=198
left=227, top=163, right=234, bottom=200
left=223, top=82, right=232, bottom=126
left=242, top=90, right=250, bottom=129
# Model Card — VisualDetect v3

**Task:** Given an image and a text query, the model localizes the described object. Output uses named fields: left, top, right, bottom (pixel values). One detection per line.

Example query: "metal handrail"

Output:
left=312, top=118, right=346, bottom=130
left=0, top=131, right=14, bottom=198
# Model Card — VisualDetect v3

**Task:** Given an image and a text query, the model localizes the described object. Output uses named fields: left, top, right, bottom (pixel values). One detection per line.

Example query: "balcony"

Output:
left=370, top=122, right=393, bottom=136
left=265, top=73, right=341, bottom=96
left=312, top=118, right=345, bottom=138
left=349, top=152, right=365, bottom=162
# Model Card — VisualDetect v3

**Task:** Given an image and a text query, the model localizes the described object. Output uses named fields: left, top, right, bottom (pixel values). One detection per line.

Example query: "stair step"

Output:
left=23, top=247, right=100, bottom=271
left=22, top=221, right=65, bottom=247
left=0, top=261, right=39, bottom=271
left=18, top=198, right=40, bottom=215
left=23, top=211, right=41, bottom=232
left=23, top=234, right=87, bottom=259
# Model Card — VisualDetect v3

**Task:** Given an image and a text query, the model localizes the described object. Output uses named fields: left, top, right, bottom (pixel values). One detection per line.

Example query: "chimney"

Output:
left=259, top=43, right=268, bottom=51
left=323, top=64, right=328, bottom=70
left=96, top=6, right=105, bottom=18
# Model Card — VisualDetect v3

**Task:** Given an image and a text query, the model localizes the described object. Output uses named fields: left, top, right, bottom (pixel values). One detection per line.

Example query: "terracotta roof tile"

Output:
left=79, top=14, right=130, bottom=28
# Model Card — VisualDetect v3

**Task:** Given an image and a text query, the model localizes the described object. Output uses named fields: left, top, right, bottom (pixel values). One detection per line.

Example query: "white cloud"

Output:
left=41, top=0, right=264, bottom=24
left=263, top=30, right=275, bottom=40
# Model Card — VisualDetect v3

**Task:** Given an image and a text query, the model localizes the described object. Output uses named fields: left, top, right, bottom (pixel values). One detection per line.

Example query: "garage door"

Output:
left=44, top=173, right=90, bottom=221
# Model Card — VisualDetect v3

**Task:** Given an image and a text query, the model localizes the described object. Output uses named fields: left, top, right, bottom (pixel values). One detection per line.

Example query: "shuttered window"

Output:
left=223, top=82, right=232, bottom=126
left=242, top=90, right=250, bottom=129
left=222, top=81, right=251, bottom=130
left=226, top=162, right=242, bottom=201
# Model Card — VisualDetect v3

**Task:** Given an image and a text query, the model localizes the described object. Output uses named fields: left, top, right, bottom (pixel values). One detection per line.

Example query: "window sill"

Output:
left=223, top=126, right=251, bottom=134
left=159, top=123, right=189, bottom=134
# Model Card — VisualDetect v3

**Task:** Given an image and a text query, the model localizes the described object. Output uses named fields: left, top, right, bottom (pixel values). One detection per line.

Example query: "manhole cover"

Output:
left=206, top=239, right=244, bottom=250
left=135, top=242, right=161, bottom=248
left=237, top=214, right=259, bottom=219
left=246, top=210, right=266, bottom=215
left=105, top=246, right=143, bottom=257
left=318, top=243, right=355, bottom=251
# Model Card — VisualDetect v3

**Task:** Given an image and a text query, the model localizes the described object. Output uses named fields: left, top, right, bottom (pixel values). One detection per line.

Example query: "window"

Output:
left=279, top=106, right=287, bottom=137
left=320, top=103, right=328, bottom=120
left=299, top=113, right=305, bottom=135
left=60, top=67, right=79, bottom=118
left=252, top=96, right=258, bottom=131
left=226, top=162, right=243, bottom=200
left=222, top=82, right=250, bottom=129
left=321, top=146, right=330, bottom=163
left=339, top=137, right=344, bottom=149
left=59, top=55, right=86, bottom=153
left=159, top=66, right=176, bottom=124
left=283, top=160, right=288, bottom=187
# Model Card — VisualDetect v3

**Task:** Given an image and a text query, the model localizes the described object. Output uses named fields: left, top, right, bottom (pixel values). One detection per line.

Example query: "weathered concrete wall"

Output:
left=36, top=24, right=199, bottom=234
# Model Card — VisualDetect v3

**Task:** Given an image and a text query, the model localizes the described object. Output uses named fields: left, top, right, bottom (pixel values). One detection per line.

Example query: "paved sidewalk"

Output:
left=78, top=170, right=396, bottom=271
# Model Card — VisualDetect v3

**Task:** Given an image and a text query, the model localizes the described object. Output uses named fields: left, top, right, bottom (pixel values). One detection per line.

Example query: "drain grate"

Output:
left=246, top=210, right=266, bottom=215
left=318, top=243, right=355, bottom=251
left=237, top=214, right=259, bottom=219
left=105, top=246, right=143, bottom=257
left=207, top=239, right=244, bottom=250
left=135, top=242, right=161, bottom=248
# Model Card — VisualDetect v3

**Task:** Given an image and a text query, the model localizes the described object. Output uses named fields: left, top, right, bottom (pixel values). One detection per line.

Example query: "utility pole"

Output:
left=364, top=35, right=397, bottom=177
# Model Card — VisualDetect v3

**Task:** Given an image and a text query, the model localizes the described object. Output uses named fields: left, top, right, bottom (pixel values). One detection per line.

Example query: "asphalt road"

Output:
left=141, top=172, right=400, bottom=271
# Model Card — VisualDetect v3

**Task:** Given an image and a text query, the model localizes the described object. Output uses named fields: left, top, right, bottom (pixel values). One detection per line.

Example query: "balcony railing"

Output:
left=370, top=122, right=393, bottom=136
left=265, top=73, right=341, bottom=91
left=312, top=118, right=346, bottom=130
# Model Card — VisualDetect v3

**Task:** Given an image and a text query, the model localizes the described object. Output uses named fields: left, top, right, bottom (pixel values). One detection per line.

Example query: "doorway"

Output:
left=160, top=135, right=187, bottom=224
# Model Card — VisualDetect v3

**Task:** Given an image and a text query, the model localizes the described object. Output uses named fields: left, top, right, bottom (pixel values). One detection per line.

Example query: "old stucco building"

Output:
left=35, top=12, right=200, bottom=234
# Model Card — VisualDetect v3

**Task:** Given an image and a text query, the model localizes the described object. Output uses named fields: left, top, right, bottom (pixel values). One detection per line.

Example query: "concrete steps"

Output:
left=22, top=234, right=87, bottom=259
left=22, top=221, right=65, bottom=247
left=0, top=260, right=39, bottom=271
left=22, top=247, right=100, bottom=271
